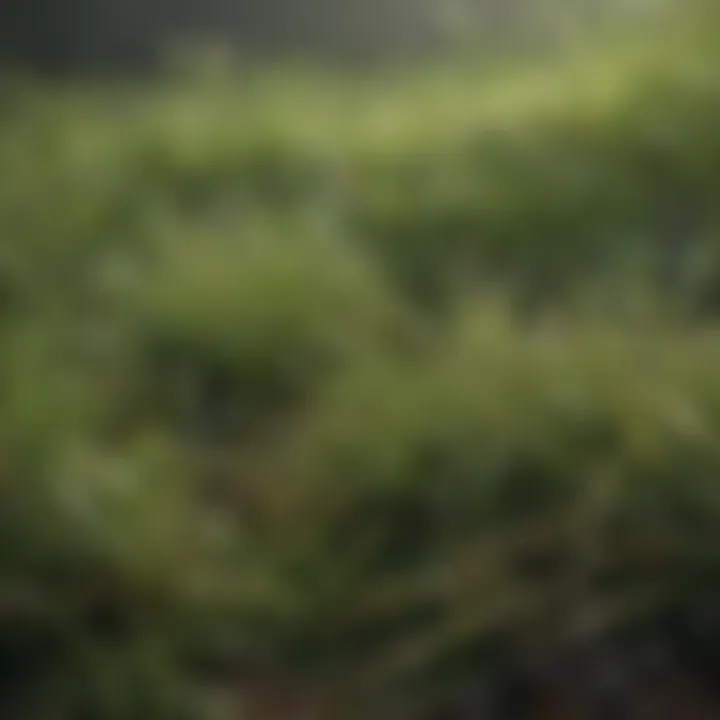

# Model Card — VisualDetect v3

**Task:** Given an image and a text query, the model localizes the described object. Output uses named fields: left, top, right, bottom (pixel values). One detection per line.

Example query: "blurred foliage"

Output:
left=0, top=0, right=679, bottom=73
left=2, top=5, right=720, bottom=718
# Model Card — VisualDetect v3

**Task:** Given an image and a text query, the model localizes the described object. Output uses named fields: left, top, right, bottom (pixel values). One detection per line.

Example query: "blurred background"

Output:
left=0, top=0, right=675, bottom=72
left=1, top=0, right=720, bottom=718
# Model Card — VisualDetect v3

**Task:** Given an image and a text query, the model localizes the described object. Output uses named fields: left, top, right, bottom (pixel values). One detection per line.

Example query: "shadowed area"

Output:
left=0, top=0, right=673, bottom=73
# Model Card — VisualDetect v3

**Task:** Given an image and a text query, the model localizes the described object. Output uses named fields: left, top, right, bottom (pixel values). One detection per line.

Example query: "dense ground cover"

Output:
left=1, top=9, right=720, bottom=718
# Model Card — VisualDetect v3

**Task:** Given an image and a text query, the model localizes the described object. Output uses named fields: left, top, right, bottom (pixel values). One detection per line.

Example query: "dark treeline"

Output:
left=0, top=0, right=669, bottom=75
left=1, top=0, right=457, bottom=73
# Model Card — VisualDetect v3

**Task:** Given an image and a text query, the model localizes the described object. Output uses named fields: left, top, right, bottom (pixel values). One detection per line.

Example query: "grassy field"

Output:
left=2, top=8, right=720, bottom=718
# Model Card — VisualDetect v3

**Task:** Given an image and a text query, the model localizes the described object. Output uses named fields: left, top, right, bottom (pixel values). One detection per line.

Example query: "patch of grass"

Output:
left=2, top=7, right=720, bottom=717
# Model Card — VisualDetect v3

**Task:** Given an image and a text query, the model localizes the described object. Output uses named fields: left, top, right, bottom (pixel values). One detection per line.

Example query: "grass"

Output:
left=1, top=7, right=720, bottom=718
